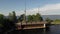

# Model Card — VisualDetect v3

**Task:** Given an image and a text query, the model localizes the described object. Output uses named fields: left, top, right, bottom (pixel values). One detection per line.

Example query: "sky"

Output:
left=0, top=0, right=60, bottom=16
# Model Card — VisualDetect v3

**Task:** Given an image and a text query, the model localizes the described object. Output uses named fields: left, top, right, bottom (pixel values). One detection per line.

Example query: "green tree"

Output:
left=35, top=13, right=43, bottom=22
left=7, top=11, right=17, bottom=30
left=0, top=14, right=4, bottom=27
left=12, top=11, right=17, bottom=23
left=9, top=13, right=13, bottom=21
left=45, top=17, right=52, bottom=24
left=9, top=11, right=17, bottom=23
left=0, top=14, right=4, bottom=21
left=32, top=15, right=36, bottom=22
left=27, top=13, right=43, bottom=23
left=28, top=15, right=33, bottom=22
left=18, top=14, right=25, bottom=22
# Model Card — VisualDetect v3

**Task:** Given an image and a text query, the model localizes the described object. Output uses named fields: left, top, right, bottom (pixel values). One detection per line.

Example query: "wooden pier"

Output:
left=16, top=22, right=48, bottom=30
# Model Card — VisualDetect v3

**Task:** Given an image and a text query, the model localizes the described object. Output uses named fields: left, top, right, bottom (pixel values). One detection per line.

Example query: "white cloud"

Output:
left=3, top=3, right=60, bottom=16
left=16, top=8, right=39, bottom=16
left=15, top=10, right=24, bottom=16
left=25, top=3, right=60, bottom=15
left=40, top=3, right=60, bottom=11
left=39, top=3, right=60, bottom=15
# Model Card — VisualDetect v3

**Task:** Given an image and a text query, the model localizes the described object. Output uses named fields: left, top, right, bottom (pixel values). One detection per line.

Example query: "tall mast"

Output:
left=24, top=0, right=26, bottom=24
left=38, top=7, right=39, bottom=14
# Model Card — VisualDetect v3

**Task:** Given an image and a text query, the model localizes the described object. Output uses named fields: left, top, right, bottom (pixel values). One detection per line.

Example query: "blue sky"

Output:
left=0, top=0, right=60, bottom=16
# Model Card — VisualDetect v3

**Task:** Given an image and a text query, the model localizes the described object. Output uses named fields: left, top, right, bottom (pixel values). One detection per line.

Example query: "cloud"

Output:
left=16, top=8, right=39, bottom=16
left=25, top=3, right=60, bottom=15
left=3, top=3, right=60, bottom=16
left=39, top=3, right=60, bottom=15
left=40, top=3, right=60, bottom=11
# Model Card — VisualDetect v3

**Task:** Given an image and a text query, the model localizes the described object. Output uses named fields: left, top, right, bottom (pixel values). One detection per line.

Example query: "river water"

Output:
left=6, top=25, right=60, bottom=34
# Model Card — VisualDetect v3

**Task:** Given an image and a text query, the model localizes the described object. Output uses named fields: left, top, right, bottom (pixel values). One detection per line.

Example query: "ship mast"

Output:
left=24, top=0, right=26, bottom=24
left=38, top=7, right=39, bottom=14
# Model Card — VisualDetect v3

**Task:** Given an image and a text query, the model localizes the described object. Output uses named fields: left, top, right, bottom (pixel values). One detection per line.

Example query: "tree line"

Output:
left=0, top=11, right=43, bottom=32
left=0, top=11, right=52, bottom=33
left=18, top=13, right=43, bottom=23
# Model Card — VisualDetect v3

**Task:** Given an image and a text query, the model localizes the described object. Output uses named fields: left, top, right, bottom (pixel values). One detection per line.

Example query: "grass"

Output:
left=51, top=20, right=60, bottom=24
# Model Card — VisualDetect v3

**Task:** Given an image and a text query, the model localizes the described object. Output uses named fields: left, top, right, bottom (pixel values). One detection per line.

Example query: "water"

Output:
left=5, top=25, right=60, bottom=34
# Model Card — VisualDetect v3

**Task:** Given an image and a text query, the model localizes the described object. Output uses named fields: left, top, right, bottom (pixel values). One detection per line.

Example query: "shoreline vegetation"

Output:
left=51, top=19, right=60, bottom=24
left=0, top=11, right=59, bottom=33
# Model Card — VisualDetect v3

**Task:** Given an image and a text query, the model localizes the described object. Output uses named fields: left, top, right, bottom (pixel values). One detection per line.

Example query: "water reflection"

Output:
left=5, top=25, right=60, bottom=34
left=21, top=28, right=50, bottom=34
